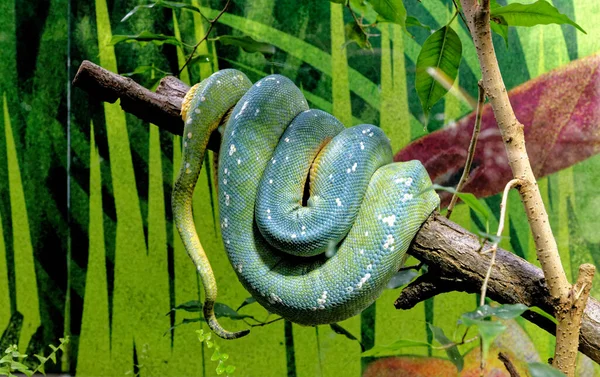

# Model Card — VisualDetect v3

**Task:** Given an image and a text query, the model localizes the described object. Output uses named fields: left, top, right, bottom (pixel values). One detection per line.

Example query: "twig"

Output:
left=446, top=80, right=485, bottom=219
left=178, top=0, right=231, bottom=76
left=480, top=178, right=521, bottom=306
left=459, top=0, right=586, bottom=374
left=498, top=352, right=521, bottom=377
left=451, top=0, right=469, bottom=29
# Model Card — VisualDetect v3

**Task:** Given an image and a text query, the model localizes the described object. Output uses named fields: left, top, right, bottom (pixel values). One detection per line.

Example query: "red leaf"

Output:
left=395, top=53, right=600, bottom=204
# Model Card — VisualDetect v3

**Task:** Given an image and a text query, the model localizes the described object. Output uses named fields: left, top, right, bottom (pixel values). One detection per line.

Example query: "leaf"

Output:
left=462, top=304, right=528, bottom=321
left=386, top=270, right=418, bottom=289
left=428, top=324, right=464, bottom=372
left=329, top=0, right=347, bottom=3
left=528, top=306, right=558, bottom=325
left=371, top=0, right=407, bottom=29
left=330, top=323, right=365, bottom=352
left=361, top=339, right=430, bottom=357
left=121, top=1, right=202, bottom=22
left=236, top=297, right=257, bottom=311
left=225, top=365, right=236, bottom=374
left=406, top=16, right=430, bottom=31
left=214, top=35, right=276, bottom=55
left=397, top=54, right=600, bottom=204
left=109, top=31, right=182, bottom=47
left=528, top=362, right=567, bottom=377
left=490, top=17, right=509, bottom=47
left=429, top=184, right=493, bottom=225
left=169, top=300, right=203, bottom=314
left=345, top=21, right=370, bottom=49
left=491, top=0, right=586, bottom=34
left=415, top=26, right=462, bottom=116
left=214, top=303, right=254, bottom=320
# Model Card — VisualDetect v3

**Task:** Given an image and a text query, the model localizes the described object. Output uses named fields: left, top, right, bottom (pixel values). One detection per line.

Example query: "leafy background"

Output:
left=0, top=0, right=599, bottom=375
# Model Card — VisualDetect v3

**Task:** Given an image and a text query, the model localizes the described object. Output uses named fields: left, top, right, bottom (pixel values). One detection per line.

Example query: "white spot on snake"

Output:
left=277, top=80, right=280, bottom=84
left=286, top=156, right=289, bottom=161
left=383, top=234, right=395, bottom=249
left=225, top=193, right=230, bottom=206
left=291, top=234, right=297, bottom=239
left=336, top=198, right=342, bottom=207
left=401, top=193, right=413, bottom=202
left=319, top=305, right=325, bottom=310
left=329, top=174, right=333, bottom=180
left=302, top=226, right=306, bottom=230
left=224, top=168, right=228, bottom=174
left=237, top=264, right=243, bottom=273
left=255, top=108, right=260, bottom=116
left=269, top=179, right=273, bottom=184
left=201, top=96, right=206, bottom=102
left=226, top=239, right=230, bottom=244
left=228, top=144, right=237, bottom=156
left=314, top=113, right=318, bottom=117
left=311, top=307, right=316, bottom=311
left=223, top=178, right=228, bottom=185
left=301, top=231, right=306, bottom=235
left=369, top=132, right=374, bottom=137
left=285, top=137, right=290, bottom=142
left=317, top=298, right=325, bottom=305
left=267, top=209, right=271, bottom=214
left=217, top=80, right=221, bottom=84
left=346, top=168, right=351, bottom=173
left=362, top=129, right=367, bottom=134
left=382, top=215, right=396, bottom=227
left=256, top=81, right=262, bottom=87
left=365, top=231, right=369, bottom=236
left=221, top=218, right=229, bottom=229
left=237, top=158, right=241, bottom=165
left=359, top=249, right=365, bottom=255
left=194, top=108, right=201, bottom=114
left=235, top=101, right=249, bottom=120
left=272, top=159, right=277, bottom=164
left=352, top=163, right=357, bottom=172
left=360, top=142, right=365, bottom=150
left=346, top=287, right=353, bottom=293
left=367, top=264, right=372, bottom=270
left=405, top=177, right=413, bottom=186
left=269, top=293, right=282, bottom=304
left=378, top=215, right=382, bottom=220
left=267, top=216, right=272, bottom=220
left=187, top=132, right=192, bottom=139
left=184, top=141, right=187, bottom=148
left=231, top=130, right=235, bottom=136
left=394, top=178, right=405, bottom=184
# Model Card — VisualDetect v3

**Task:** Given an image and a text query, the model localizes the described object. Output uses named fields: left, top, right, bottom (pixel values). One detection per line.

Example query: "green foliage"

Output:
left=196, top=330, right=237, bottom=376
left=121, top=0, right=203, bottom=22
left=0, top=337, right=69, bottom=377
left=429, top=184, right=493, bottom=229
left=406, top=16, right=430, bottom=31
left=428, top=323, right=463, bottom=372
left=489, top=0, right=509, bottom=46
left=415, top=25, right=462, bottom=117
left=109, top=31, right=184, bottom=47
left=491, top=0, right=586, bottom=34
left=329, top=323, right=365, bottom=352
left=370, top=0, right=407, bottom=29
left=528, top=362, right=567, bottom=377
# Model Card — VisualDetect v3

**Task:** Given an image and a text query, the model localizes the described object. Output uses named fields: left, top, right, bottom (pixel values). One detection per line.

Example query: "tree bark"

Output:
left=72, top=60, right=600, bottom=365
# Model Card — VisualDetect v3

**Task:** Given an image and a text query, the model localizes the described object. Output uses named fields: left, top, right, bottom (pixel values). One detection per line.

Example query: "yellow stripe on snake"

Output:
left=172, top=69, right=439, bottom=339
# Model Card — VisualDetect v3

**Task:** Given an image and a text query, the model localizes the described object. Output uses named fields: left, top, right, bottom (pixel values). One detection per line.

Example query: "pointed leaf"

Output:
left=528, top=362, right=567, bottom=377
left=491, top=0, right=585, bottom=34
left=236, top=297, right=257, bottom=311
left=406, top=16, right=430, bottom=31
left=330, top=323, right=365, bottom=351
left=345, top=21, right=370, bottom=49
left=225, top=365, right=236, bottom=374
left=429, top=185, right=492, bottom=225
left=214, top=303, right=254, bottom=320
left=214, top=35, right=276, bottom=55
left=371, top=0, right=407, bottom=29
left=427, top=324, right=463, bottom=372
left=415, top=26, right=462, bottom=116
left=109, top=31, right=182, bottom=47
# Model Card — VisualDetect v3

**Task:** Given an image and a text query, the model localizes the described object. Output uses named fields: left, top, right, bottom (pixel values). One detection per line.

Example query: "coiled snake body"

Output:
left=173, top=69, right=439, bottom=339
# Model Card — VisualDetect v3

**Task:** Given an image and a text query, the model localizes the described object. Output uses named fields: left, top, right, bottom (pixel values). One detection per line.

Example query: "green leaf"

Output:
left=428, top=324, right=463, bottom=372
left=491, top=0, right=586, bottom=34
left=361, top=339, right=430, bottom=357
left=236, top=297, right=257, bottom=311
left=429, top=184, right=492, bottom=225
left=528, top=362, right=567, bottom=377
left=225, top=365, right=236, bottom=374
left=489, top=0, right=508, bottom=46
left=329, top=0, right=347, bottom=3
left=329, top=323, right=365, bottom=352
left=211, top=348, right=221, bottom=361
left=528, top=306, right=558, bottom=325
left=386, top=270, right=418, bottom=289
left=169, top=300, right=203, bottom=314
left=462, top=304, right=528, bottom=321
left=109, top=31, right=182, bottom=47
left=345, top=21, right=371, bottom=49
left=371, top=0, right=407, bottom=29
left=459, top=313, right=506, bottom=360
left=214, top=35, right=276, bottom=55
left=216, top=360, right=226, bottom=375
left=415, top=26, right=462, bottom=116
left=214, top=303, right=255, bottom=320
left=121, top=1, right=202, bottom=22
left=406, top=16, right=430, bottom=31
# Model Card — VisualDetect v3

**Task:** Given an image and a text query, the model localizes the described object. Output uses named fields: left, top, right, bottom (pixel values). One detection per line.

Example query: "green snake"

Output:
left=172, top=69, right=439, bottom=339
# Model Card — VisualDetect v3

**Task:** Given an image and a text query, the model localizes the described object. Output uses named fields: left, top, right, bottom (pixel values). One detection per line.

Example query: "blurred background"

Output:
left=0, top=0, right=599, bottom=375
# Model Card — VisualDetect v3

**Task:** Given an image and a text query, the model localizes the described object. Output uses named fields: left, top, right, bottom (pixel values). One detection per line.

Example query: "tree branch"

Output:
left=72, top=62, right=600, bottom=365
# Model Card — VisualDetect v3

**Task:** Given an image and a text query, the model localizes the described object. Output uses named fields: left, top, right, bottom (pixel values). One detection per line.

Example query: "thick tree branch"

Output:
left=72, top=61, right=600, bottom=365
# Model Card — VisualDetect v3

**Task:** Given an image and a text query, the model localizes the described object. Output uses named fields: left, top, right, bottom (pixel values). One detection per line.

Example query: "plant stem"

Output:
left=459, top=0, right=592, bottom=375
left=178, top=0, right=230, bottom=76
left=446, top=80, right=485, bottom=219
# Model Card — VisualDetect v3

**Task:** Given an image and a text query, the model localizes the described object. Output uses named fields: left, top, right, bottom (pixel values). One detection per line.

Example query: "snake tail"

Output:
left=173, top=70, right=253, bottom=339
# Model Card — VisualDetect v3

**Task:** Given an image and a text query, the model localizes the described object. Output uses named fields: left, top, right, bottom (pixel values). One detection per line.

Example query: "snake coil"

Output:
left=172, top=69, right=439, bottom=339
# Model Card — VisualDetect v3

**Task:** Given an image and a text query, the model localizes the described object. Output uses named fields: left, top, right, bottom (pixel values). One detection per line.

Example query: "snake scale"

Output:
left=172, top=69, right=439, bottom=339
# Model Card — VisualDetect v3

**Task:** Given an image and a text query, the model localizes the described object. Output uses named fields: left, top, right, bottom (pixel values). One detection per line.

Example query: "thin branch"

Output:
left=446, top=80, right=485, bottom=219
left=178, top=0, right=231, bottom=76
left=480, top=178, right=521, bottom=306
left=498, top=352, right=521, bottom=377
left=451, top=0, right=469, bottom=29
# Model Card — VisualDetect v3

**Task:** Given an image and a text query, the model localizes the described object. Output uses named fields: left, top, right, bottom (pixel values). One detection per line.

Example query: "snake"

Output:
left=172, top=69, right=439, bottom=340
